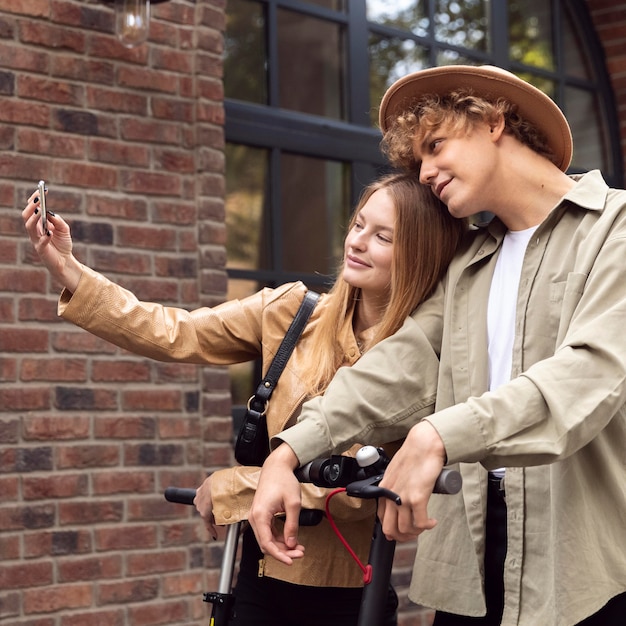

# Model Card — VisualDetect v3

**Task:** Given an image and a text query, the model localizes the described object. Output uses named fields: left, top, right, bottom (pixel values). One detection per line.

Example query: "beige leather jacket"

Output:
left=59, top=268, right=380, bottom=588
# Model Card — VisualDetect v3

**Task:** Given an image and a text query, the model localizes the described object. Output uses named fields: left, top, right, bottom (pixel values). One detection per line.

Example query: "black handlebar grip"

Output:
left=433, top=468, right=462, bottom=495
left=164, top=487, right=196, bottom=505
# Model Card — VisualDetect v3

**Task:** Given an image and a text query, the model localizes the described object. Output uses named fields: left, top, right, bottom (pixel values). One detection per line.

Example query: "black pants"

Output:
left=433, top=479, right=626, bottom=626
left=228, top=526, right=398, bottom=626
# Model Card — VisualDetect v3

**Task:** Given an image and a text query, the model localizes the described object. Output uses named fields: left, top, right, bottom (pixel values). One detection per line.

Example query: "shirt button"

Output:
left=223, top=510, right=232, bottom=519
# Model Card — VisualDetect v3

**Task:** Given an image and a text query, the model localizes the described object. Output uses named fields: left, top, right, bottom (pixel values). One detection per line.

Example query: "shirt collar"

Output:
left=563, top=169, right=609, bottom=212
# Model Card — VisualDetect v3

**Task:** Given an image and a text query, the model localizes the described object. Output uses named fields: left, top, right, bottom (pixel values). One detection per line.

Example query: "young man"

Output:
left=248, top=66, right=626, bottom=625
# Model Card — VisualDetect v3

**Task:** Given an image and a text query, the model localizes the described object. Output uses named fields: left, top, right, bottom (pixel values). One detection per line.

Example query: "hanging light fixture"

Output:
left=99, top=0, right=171, bottom=48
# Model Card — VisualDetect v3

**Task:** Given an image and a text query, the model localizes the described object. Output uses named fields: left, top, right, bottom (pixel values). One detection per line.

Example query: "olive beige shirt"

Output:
left=59, top=275, right=380, bottom=588
left=278, top=170, right=626, bottom=625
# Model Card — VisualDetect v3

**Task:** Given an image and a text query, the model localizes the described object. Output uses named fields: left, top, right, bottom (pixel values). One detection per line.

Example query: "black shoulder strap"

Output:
left=249, top=290, right=319, bottom=410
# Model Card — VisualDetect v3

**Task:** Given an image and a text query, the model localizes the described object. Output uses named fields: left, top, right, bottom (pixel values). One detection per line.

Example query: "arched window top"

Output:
left=366, top=0, right=622, bottom=185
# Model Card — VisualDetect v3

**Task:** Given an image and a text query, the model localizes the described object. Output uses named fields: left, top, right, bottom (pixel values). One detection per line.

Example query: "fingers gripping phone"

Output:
left=37, top=180, right=48, bottom=233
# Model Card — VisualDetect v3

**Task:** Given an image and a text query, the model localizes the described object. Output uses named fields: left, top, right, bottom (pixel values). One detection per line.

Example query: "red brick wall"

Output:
left=0, top=1, right=228, bottom=624
left=587, top=0, right=626, bottom=184
left=1, top=1, right=626, bottom=626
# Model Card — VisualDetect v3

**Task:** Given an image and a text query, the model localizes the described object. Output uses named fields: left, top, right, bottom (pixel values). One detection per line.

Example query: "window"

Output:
left=224, top=0, right=622, bottom=406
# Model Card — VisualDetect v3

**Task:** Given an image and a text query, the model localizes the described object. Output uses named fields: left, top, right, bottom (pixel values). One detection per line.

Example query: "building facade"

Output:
left=1, top=1, right=625, bottom=625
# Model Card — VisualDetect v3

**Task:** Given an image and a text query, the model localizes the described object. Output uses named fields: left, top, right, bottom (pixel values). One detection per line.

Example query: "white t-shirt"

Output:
left=487, top=225, right=538, bottom=476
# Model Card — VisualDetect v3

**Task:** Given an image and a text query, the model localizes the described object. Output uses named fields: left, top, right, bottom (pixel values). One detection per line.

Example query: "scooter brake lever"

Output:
left=345, top=475, right=402, bottom=505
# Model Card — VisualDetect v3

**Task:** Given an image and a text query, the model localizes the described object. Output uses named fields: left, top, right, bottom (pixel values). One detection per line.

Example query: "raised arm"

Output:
left=23, top=187, right=83, bottom=293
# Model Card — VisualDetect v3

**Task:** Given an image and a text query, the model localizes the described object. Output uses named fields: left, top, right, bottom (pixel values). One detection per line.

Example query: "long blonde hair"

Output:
left=302, top=172, right=467, bottom=397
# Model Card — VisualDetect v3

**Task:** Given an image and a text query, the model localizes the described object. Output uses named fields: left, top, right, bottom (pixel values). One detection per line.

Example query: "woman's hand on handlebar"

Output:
left=248, top=443, right=306, bottom=565
left=194, top=475, right=218, bottom=540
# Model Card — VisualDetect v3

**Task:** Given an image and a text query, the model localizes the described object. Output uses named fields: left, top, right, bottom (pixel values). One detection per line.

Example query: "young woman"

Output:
left=23, top=172, right=466, bottom=626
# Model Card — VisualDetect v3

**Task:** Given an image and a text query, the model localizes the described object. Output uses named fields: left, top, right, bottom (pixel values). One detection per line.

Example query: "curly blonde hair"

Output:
left=381, top=89, right=556, bottom=172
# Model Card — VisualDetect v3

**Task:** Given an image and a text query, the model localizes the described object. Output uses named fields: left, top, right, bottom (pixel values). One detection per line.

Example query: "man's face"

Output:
left=413, top=119, right=498, bottom=219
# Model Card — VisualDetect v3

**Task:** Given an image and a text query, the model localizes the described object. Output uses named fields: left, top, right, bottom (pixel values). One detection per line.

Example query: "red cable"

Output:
left=325, top=488, right=373, bottom=584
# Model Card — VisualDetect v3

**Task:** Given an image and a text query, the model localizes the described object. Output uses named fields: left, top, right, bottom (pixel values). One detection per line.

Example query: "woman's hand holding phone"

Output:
left=22, top=181, right=83, bottom=293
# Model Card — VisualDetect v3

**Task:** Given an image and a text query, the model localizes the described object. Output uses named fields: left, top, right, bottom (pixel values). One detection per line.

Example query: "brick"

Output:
left=20, top=357, right=87, bottom=382
left=0, top=327, right=48, bottom=351
left=91, top=359, right=151, bottom=382
left=0, top=474, right=18, bottom=501
left=118, top=66, right=179, bottom=95
left=124, top=443, right=185, bottom=467
left=0, top=590, right=20, bottom=618
left=154, top=363, right=199, bottom=384
left=152, top=200, right=197, bottom=226
left=22, top=415, right=91, bottom=441
left=89, top=28, right=149, bottom=61
left=18, top=21, right=86, bottom=53
left=88, top=138, right=150, bottom=167
left=0, top=386, right=51, bottom=411
left=95, top=525, right=157, bottom=551
left=52, top=330, right=118, bottom=354
left=0, top=446, right=53, bottom=472
left=152, top=48, right=193, bottom=74
left=92, top=470, right=154, bottom=495
left=51, top=55, right=115, bottom=85
left=0, top=355, right=17, bottom=381
left=161, top=571, right=204, bottom=596
left=86, top=250, right=152, bottom=274
left=0, top=561, right=53, bottom=589
left=120, top=170, right=183, bottom=197
left=117, top=277, right=178, bottom=302
left=23, top=529, right=92, bottom=558
left=117, top=224, right=177, bottom=250
left=157, top=416, right=201, bottom=439
left=86, top=194, right=148, bottom=221
left=94, top=415, right=155, bottom=439
left=154, top=256, right=197, bottom=278
left=17, top=75, right=84, bottom=106
left=151, top=97, right=195, bottom=124
left=57, top=554, right=122, bottom=582
left=0, top=97, right=50, bottom=125
left=54, top=386, right=118, bottom=411
left=128, top=598, right=190, bottom=625
left=61, top=609, right=125, bottom=626
left=23, top=473, right=88, bottom=500
left=0, top=41, right=49, bottom=73
left=122, top=389, right=183, bottom=412
left=0, top=418, right=19, bottom=443
left=18, top=296, right=63, bottom=322
left=23, top=582, right=93, bottom=614
left=120, top=117, right=180, bottom=145
left=98, top=577, right=159, bottom=605
left=56, top=443, right=120, bottom=469
left=51, top=158, right=118, bottom=187
left=18, top=127, right=86, bottom=159
left=126, top=549, right=186, bottom=576
left=2, top=504, right=56, bottom=530
left=58, top=500, right=123, bottom=525
left=153, top=147, right=195, bottom=174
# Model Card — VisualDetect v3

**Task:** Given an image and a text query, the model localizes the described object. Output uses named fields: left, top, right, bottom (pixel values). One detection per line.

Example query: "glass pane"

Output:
left=508, top=0, right=555, bottom=70
left=366, top=0, right=428, bottom=37
left=434, top=0, right=490, bottom=52
left=224, top=0, right=267, bottom=104
left=562, top=3, right=593, bottom=80
left=280, top=154, right=350, bottom=275
left=277, top=9, right=346, bottom=119
left=565, top=86, right=611, bottom=176
left=517, top=72, right=555, bottom=100
left=369, top=34, right=428, bottom=126
left=436, top=49, right=476, bottom=66
left=225, top=144, right=271, bottom=272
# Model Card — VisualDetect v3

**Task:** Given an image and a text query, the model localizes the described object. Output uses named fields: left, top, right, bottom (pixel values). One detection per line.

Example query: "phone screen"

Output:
left=38, top=180, right=47, bottom=233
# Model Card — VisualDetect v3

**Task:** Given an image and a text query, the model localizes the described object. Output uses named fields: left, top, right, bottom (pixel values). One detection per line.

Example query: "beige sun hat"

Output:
left=378, top=65, right=573, bottom=172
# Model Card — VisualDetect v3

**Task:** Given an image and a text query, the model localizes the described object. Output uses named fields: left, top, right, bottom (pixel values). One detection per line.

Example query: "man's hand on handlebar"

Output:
left=248, top=443, right=306, bottom=565
left=377, top=420, right=447, bottom=541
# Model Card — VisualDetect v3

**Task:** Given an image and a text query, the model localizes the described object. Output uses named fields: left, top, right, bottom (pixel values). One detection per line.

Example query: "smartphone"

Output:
left=37, top=180, right=47, bottom=233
